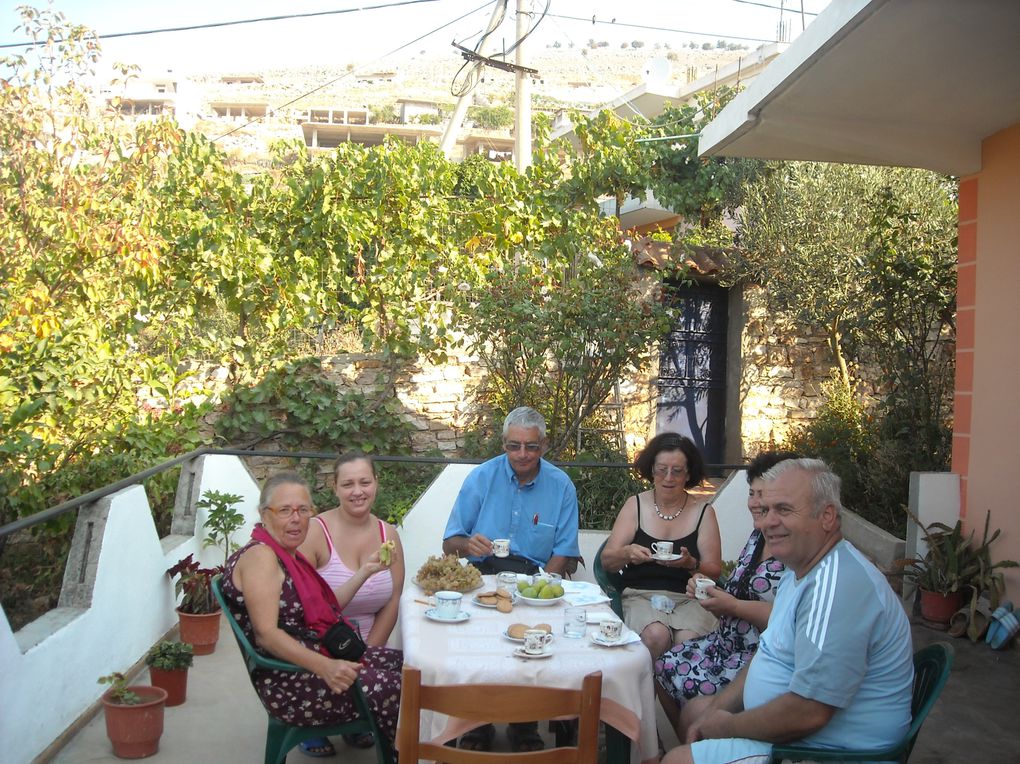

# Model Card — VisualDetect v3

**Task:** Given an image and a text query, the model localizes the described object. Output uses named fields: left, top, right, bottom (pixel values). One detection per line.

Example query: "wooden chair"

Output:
left=397, top=666, right=602, bottom=763
left=210, top=575, right=394, bottom=764
left=771, top=642, right=954, bottom=763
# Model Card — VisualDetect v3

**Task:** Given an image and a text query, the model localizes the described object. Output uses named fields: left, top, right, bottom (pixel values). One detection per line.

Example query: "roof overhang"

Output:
left=699, top=0, right=1020, bottom=176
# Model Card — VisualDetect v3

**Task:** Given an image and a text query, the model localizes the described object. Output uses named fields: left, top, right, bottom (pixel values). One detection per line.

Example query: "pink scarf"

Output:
left=251, top=524, right=344, bottom=638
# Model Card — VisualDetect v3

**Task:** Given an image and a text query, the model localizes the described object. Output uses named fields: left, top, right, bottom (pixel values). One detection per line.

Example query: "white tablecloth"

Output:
left=399, top=576, right=658, bottom=763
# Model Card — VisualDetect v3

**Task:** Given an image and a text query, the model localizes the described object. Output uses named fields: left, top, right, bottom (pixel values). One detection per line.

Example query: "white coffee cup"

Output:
left=435, top=590, right=462, bottom=619
left=651, top=541, right=674, bottom=557
left=599, top=618, right=623, bottom=641
left=523, top=629, right=553, bottom=655
left=492, top=538, right=510, bottom=558
left=695, top=577, right=715, bottom=601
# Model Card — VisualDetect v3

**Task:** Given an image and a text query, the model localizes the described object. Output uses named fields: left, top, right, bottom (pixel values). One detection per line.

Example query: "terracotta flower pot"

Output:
left=919, top=589, right=964, bottom=628
left=177, top=609, right=221, bottom=655
left=102, top=686, right=167, bottom=759
left=148, top=666, right=188, bottom=706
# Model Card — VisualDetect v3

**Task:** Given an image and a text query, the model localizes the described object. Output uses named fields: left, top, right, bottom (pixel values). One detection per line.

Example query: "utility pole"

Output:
left=439, top=1, right=505, bottom=159
left=514, top=0, right=533, bottom=172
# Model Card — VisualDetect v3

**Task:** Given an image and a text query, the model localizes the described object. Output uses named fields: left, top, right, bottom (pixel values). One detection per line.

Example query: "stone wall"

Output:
left=738, top=284, right=835, bottom=456
left=316, top=351, right=490, bottom=454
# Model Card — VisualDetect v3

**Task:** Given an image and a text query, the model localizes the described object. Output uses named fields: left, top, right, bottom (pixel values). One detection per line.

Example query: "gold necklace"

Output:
left=653, top=491, right=689, bottom=521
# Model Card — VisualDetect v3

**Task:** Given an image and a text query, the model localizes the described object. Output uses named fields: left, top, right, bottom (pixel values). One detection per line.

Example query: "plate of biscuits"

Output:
left=473, top=589, right=516, bottom=613
left=503, top=622, right=553, bottom=643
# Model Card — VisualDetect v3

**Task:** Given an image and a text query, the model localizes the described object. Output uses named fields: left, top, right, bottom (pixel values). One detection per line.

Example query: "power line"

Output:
left=731, top=0, right=818, bottom=15
left=0, top=0, right=440, bottom=49
left=545, top=14, right=775, bottom=45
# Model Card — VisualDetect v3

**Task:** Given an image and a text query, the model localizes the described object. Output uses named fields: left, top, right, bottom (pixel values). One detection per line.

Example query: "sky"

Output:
left=1, top=0, right=832, bottom=76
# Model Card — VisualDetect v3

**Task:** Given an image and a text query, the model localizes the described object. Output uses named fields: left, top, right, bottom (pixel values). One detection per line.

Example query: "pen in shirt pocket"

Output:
left=533, top=513, right=538, bottom=525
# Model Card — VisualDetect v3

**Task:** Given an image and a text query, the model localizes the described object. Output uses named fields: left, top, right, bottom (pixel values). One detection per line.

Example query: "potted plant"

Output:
left=167, top=490, right=245, bottom=654
left=167, top=553, right=222, bottom=655
left=98, top=672, right=168, bottom=759
left=145, top=640, right=194, bottom=706
left=198, top=489, right=245, bottom=567
left=897, top=510, right=1018, bottom=634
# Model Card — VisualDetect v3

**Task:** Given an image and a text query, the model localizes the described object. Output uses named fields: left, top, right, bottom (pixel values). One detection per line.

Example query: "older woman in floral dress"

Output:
left=221, top=470, right=402, bottom=755
left=653, top=451, right=797, bottom=738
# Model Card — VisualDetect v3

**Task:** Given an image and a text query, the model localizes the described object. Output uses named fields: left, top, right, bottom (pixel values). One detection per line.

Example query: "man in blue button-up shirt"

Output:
left=441, top=407, right=581, bottom=753
left=443, top=406, right=580, bottom=575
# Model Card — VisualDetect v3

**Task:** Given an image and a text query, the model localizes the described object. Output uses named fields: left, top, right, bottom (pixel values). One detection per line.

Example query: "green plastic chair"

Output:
left=771, top=641, right=954, bottom=763
left=210, top=575, right=394, bottom=764
left=593, top=538, right=626, bottom=618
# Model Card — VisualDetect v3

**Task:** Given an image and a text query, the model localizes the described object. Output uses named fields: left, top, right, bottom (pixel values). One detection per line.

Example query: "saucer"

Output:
left=590, top=632, right=626, bottom=647
left=513, top=647, right=553, bottom=659
left=651, top=553, right=682, bottom=562
left=425, top=608, right=471, bottom=624
left=473, top=592, right=519, bottom=608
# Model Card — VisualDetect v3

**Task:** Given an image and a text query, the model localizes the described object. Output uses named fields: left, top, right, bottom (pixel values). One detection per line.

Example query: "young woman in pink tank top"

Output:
left=298, top=451, right=404, bottom=754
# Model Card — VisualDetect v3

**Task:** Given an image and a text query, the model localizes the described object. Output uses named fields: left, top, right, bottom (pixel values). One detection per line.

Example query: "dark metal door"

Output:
left=656, top=283, right=728, bottom=466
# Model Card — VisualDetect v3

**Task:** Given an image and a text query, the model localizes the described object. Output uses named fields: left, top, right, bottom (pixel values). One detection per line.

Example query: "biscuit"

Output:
left=496, top=598, right=513, bottom=613
left=534, top=623, right=552, bottom=633
left=478, top=595, right=498, bottom=606
left=496, top=588, right=512, bottom=599
left=507, top=623, right=529, bottom=639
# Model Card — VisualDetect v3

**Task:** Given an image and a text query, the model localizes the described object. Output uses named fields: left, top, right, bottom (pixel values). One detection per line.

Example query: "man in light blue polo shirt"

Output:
left=443, top=407, right=580, bottom=752
left=663, top=458, right=913, bottom=764
left=443, top=406, right=580, bottom=575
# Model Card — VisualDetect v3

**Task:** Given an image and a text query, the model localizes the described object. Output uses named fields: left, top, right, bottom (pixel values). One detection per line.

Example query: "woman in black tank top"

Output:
left=599, top=433, right=722, bottom=659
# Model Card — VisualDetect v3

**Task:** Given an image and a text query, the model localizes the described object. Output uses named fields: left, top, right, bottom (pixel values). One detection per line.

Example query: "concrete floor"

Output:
left=48, top=615, right=1018, bottom=763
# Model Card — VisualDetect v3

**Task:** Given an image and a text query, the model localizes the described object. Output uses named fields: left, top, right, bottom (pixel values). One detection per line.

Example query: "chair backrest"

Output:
left=397, top=667, right=602, bottom=764
left=211, top=574, right=305, bottom=675
left=903, top=642, right=954, bottom=759
left=593, top=539, right=625, bottom=618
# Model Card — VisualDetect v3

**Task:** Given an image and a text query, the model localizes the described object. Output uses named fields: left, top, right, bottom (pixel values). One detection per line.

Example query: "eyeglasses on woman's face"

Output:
left=265, top=504, right=315, bottom=519
left=653, top=465, right=688, bottom=479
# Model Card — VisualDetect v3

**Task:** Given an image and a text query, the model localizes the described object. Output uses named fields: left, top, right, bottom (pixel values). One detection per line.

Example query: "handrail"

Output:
left=0, top=446, right=742, bottom=540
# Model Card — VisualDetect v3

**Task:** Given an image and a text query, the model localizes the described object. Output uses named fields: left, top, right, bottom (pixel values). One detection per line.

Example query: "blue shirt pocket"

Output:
left=527, top=521, right=556, bottom=563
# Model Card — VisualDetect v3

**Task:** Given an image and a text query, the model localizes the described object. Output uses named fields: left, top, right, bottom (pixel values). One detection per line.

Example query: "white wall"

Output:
left=0, top=455, right=261, bottom=764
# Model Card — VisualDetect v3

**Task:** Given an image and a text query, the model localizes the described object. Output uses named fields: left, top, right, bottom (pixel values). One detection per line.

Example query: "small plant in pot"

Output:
left=167, top=553, right=222, bottom=655
left=167, top=490, right=245, bottom=655
left=145, top=640, right=194, bottom=706
left=98, top=672, right=168, bottom=759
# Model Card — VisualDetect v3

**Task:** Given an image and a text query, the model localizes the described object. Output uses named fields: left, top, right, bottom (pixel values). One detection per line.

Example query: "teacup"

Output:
left=599, top=618, right=624, bottom=641
left=435, top=590, right=462, bottom=619
left=523, top=629, right=554, bottom=655
left=492, top=538, right=511, bottom=558
left=651, top=541, right=674, bottom=557
left=695, top=577, right=715, bottom=601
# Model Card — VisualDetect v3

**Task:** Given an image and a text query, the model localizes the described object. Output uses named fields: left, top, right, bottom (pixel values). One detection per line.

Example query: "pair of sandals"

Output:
left=459, top=722, right=545, bottom=752
left=986, top=601, right=1020, bottom=650
left=298, top=732, right=375, bottom=757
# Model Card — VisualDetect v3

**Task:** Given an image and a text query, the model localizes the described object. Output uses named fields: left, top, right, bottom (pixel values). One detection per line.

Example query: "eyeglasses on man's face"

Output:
left=504, top=440, right=542, bottom=453
left=265, top=505, right=315, bottom=519
left=653, top=465, right=688, bottom=478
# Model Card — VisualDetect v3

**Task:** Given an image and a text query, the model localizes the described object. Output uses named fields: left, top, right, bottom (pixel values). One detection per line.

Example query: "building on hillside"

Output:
left=696, top=0, right=1020, bottom=598
left=103, top=72, right=178, bottom=118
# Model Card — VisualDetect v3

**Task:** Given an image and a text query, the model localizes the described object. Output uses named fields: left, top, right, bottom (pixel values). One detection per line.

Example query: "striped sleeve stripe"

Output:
left=805, top=553, right=839, bottom=649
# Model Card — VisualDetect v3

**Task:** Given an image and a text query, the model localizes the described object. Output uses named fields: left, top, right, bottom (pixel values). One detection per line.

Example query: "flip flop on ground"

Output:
left=342, top=731, right=375, bottom=749
left=299, top=737, right=336, bottom=757
left=458, top=723, right=496, bottom=751
left=507, top=722, right=545, bottom=752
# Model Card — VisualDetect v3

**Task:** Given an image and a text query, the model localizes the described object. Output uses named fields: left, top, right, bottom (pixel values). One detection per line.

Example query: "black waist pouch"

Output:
left=321, top=619, right=366, bottom=661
